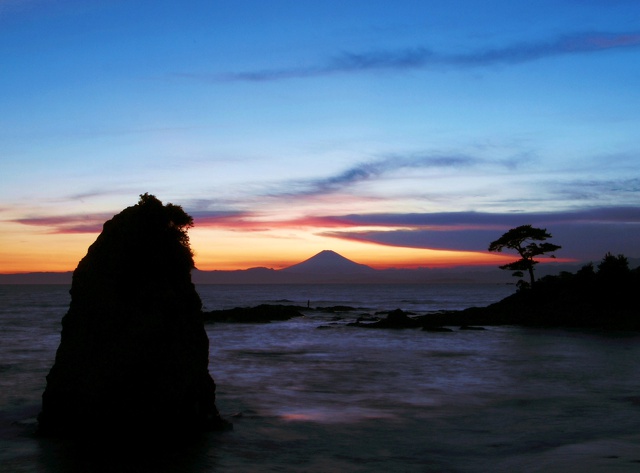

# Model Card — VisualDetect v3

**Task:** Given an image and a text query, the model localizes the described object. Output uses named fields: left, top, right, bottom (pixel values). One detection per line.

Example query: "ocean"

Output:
left=2, top=283, right=640, bottom=472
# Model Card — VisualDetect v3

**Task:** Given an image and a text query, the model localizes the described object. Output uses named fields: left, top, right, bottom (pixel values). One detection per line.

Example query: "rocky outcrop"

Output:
left=350, top=309, right=422, bottom=329
left=38, top=194, right=228, bottom=439
left=419, top=256, right=640, bottom=330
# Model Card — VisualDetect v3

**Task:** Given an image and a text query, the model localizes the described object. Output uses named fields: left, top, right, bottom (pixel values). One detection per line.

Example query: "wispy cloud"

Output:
left=273, top=154, right=478, bottom=197
left=550, top=177, right=640, bottom=201
left=190, top=210, right=270, bottom=232
left=191, top=210, right=356, bottom=232
left=318, top=207, right=640, bottom=228
left=197, top=31, right=640, bottom=82
left=11, top=214, right=113, bottom=234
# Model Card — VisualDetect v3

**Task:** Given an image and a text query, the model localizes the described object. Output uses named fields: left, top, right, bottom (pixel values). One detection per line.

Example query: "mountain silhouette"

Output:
left=281, top=250, right=375, bottom=274
left=5, top=249, right=603, bottom=285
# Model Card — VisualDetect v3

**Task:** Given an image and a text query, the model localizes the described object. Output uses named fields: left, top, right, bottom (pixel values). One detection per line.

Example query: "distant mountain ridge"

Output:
left=3, top=251, right=636, bottom=285
left=188, top=250, right=515, bottom=284
left=0, top=271, right=73, bottom=285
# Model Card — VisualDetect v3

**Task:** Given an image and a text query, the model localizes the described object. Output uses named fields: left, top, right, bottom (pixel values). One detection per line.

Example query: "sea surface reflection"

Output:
left=2, top=284, right=640, bottom=472
left=208, top=313, right=640, bottom=472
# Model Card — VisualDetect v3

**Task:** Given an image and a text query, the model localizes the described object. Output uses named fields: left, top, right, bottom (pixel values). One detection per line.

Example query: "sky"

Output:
left=1, top=0, right=639, bottom=273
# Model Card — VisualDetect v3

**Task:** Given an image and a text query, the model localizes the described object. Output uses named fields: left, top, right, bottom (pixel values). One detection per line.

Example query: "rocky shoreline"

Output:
left=202, top=253, right=639, bottom=331
left=202, top=276, right=638, bottom=332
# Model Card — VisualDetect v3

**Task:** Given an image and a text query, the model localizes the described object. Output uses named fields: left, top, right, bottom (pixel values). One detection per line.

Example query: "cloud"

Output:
left=190, top=210, right=254, bottom=223
left=317, top=207, right=640, bottom=260
left=191, top=210, right=355, bottom=232
left=550, top=177, right=640, bottom=202
left=322, top=225, right=640, bottom=262
left=273, top=154, right=478, bottom=197
left=11, top=214, right=113, bottom=234
left=188, top=206, right=640, bottom=262
left=318, top=207, right=640, bottom=228
left=190, top=210, right=272, bottom=232
left=202, top=31, right=640, bottom=82
left=446, top=32, right=640, bottom=66
left=322, top=228, right=497, bottom=252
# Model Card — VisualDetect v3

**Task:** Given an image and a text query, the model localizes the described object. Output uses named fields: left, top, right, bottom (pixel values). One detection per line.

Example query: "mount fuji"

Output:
left=280, top=250, right=375, bottom=275
left=189, top=249, right=518, bottom=284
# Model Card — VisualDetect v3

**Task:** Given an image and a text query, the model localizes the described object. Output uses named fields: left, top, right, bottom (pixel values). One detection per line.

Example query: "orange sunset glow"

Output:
left=1, top=209, right=571, bottom=275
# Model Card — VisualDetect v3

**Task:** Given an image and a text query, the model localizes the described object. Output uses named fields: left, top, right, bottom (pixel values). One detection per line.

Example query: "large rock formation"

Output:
left=38, top=194, right=228, bottom=438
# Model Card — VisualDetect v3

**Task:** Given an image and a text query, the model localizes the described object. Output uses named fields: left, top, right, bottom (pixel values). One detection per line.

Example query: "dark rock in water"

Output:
left=460, top=325, right=486, bottom=331
left=352, top=309, right=422, bottom=329
left=202, top=304, right=304, bottom=323
left=374, top=309, right=415, bottom=316
left=422, top=326, right=454, bottom=332
left=38, top=194, right=229, bottom=439
left=315, top=305, right=362, bottom=313
left=353, top=314, right=380, bottom=323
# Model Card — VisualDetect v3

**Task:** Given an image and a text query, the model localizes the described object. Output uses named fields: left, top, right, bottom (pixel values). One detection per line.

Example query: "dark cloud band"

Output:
left=205, top=31, right=640, bottom=82
left=318, top=207, right=640, bottom=260
left=275, top=154, right=478, bottom=197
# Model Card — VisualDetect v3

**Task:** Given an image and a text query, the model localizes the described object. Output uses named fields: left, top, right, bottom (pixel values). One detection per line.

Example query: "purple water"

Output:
left=2, top=284, right=640, bottom=472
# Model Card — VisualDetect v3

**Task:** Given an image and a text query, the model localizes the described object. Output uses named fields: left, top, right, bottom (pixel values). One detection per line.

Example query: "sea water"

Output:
left=2, top=284, right=640, bottom=472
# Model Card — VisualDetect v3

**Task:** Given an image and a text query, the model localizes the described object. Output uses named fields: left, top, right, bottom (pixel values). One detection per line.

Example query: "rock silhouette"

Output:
left=422, top=253, right=640, bottom=330
left=349, top=309, right=422, bottom=329
left=203, top=304, right=304, bottom=323
left=38, top=194, right=228, bottom=438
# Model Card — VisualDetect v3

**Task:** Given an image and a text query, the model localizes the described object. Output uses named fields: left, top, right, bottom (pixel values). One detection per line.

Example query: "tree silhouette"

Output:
left=488, top=225, right=561, bottom=288
left=597, top=252, right=629, bottom=281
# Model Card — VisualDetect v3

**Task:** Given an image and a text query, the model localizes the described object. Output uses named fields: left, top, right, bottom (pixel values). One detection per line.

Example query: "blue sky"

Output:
left=1, top=0, right=639, bottom=272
